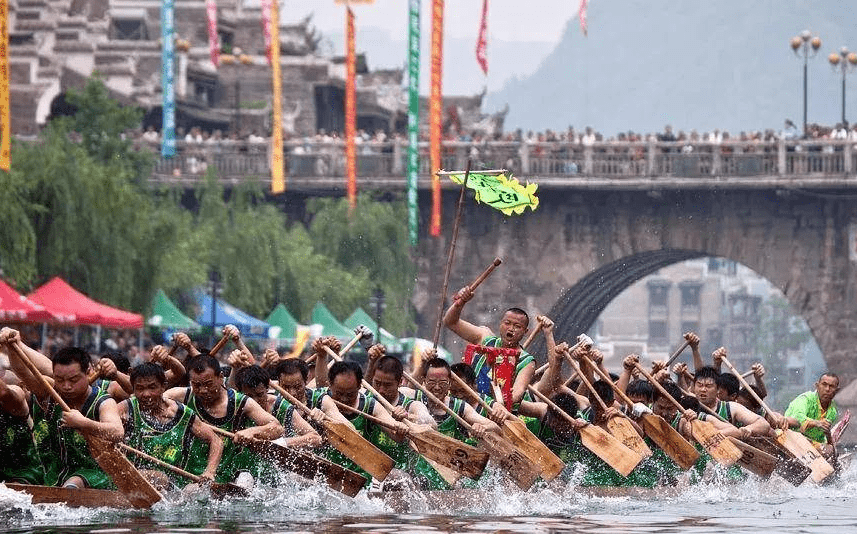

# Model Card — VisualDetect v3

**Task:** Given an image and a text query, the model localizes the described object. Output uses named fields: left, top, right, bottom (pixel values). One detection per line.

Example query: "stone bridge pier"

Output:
left=413, top=187, right=857, bottom=379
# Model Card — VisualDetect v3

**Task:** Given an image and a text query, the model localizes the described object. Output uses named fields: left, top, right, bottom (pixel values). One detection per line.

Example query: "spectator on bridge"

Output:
left=781, top=119, right=799, bottom=141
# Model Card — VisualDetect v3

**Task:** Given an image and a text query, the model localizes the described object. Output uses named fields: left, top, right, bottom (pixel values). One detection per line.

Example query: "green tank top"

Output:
left=410, top=393, right=469, bottom=490
left=182, top=387, right=251, bottom=483
left=365, top=392, right=419, bottom=471
left=0, top=411, right=44, bottom=484
left=318, top=391, right=376, bottom=483
left=271, top=395, right=295, bottom=436
left=31, top=386, right=113, bottom=489
left=125, top=397, right=196, bottom=482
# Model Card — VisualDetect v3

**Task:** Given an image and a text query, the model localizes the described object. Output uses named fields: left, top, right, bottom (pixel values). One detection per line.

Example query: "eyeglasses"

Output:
left=425, top=379, right=450, bottom=388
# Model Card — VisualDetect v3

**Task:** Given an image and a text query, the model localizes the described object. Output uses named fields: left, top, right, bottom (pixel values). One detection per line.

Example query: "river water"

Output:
left=2, top=460, right=856, bottom=534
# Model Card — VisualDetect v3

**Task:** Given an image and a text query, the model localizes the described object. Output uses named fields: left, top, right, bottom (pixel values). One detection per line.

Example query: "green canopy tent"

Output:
left=310, top=302, right=354, bottom=340
left=344, top=307, right=403, bottom=353
left=266, top=303, right=301, bottom=340
left=147, top=289, right=200, bottom=330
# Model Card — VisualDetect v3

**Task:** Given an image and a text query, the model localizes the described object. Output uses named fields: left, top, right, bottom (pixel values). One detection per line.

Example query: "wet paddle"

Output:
left=116, top=442, right=248, bottom=498
left=584, top=354, right=699, bottom=470
left=268, top=380, right=394, bottom=482
left=633, top=362, right=742, bottom=467
left=402, top=370, right=540, bottom=490
left=526, top=385, right=642, bottom=477
left=448, top=371, right=565, bottom=481
left=720, top=355, right=834, bottom=483
left=8, top=341, right=162, bottom=509
left=206, top=425, right=367, bottom=496
left=561, top=350, right=652, bottom=458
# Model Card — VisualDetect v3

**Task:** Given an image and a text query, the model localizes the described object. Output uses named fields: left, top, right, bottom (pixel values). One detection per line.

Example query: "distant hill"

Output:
left=484, top=0, right=857, bottom=135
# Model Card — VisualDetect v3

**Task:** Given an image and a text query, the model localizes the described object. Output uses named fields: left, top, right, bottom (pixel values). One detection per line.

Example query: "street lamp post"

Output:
left=828, top=47, right=857, bottom=129
left=369, top=287, right=386, bottom=338
left=791, top=30, right=822, bottom=137
left=208, top=269, right=222, bottom=347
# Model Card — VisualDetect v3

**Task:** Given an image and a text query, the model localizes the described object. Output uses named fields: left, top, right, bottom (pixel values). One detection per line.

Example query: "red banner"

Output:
left=345, top=8, right=357, bottom=212
left=261, top=0, right=272, bottom=65
left=475, top=0, right=488, bottom=75
left=578, top=0, right=588, bottom=37
left=0, top=0, right=9, bottom=171
left=429, top=0, right=444, bottom=236
left=270, top=0, right=284, bottom=193
left=206, top=0, right=220, bottom=66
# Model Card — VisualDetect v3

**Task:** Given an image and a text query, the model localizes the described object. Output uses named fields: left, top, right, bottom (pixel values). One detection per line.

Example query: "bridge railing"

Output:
left=145, top=138, right=856, bottom=184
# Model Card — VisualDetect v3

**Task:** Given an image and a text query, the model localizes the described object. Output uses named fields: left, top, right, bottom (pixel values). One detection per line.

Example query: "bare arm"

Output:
left=189, top=413, right=224, bottom=480
left=236, top=397, right=284, bottom=441
left=407, top=400, right=436, bottom=427
left=684, top=332, right=703, bottom=372
left=363, top=344, right=385, bottom=385
left=533, top=342, right=566, bottom=396
left=616, top=354, right=639, bottom=394
left=751, top=363, right=768, bottom=399
left=729, top=401, right=773, bottom=437
left=511, top=360, right=535, bottom=406
left=461, top=402, right=501, bottom=434
left=442, top=286, right=493, bottom=345
left=281, top=411, right=322, bottom=449
left=63, top=398, right=124, bottom=442
left=0, top=379, right=29, bottom=418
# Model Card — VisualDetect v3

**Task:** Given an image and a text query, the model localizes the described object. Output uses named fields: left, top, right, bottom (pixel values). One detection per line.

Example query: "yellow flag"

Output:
left=269, top=0, right=284, bottom=193
left=287, top=326, right=310, bottom=359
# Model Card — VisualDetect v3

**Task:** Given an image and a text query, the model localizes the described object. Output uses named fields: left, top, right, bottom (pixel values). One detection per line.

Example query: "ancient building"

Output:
left=7, top=0, right=507, bottom=138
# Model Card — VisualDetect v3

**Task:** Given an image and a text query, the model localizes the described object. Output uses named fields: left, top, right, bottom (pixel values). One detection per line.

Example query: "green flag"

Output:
left=442, top=170, right=539, bottom=216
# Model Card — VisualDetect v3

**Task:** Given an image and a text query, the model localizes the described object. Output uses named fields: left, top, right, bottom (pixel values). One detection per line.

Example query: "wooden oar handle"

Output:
left=117, top=442, right=200, bottom=482
left=209, top=334, right=230, bottom=357
left=402, top=370, right=472, bottom=431
left=633, top=362, right=684, bottom=413
left=677, top=385, right=723, bottom=421
left=721, top=356, right=773, bottom=415
left=582, top=353, right=635, bottom=408
left=666, top=339, right=691, bottom=367
left=521, top=322, right=543, bottom=351
left=331, top=398, right=399, bottom=433
left=269, top=381, right=315, bottom=418
left=468, top=257, right=503, bottom=292
left=304, top=333, right=362, bottom=365
left=10, top=341, right=70, bottom=411
left=526, top=385, right=581, bottom=428
left=208, top=424, right=236, bottom=440
left=741, top=370, right=754, bottom=379
left=534, top=334, right=592, bottom=377
left=320, top=345, right=400, bottom=416
left=561, top=349, right=608, bottom=412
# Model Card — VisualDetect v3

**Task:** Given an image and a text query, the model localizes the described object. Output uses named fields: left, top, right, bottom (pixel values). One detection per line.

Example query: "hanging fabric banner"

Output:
left=206, top=0, right=220, bottom=66
left=345, top=7, right=357, bottom=212
left=160, top=0, right=176, bottom=159
left=578, top=0, right=588, bottom=37
left=406, top=0, right=420, bottom=245
left=475, top=0, right=488, bottom=75
left=429, top=0, right=444, bottom=236
left=261, top=0, right=272, bottom=65
left=270, top=0, right=284, bottom=193
left=0, top=0, right=9, bottom=171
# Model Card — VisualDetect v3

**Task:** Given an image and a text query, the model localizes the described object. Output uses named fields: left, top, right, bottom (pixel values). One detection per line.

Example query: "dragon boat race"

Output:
left=2, top=0, right=857, bottom=532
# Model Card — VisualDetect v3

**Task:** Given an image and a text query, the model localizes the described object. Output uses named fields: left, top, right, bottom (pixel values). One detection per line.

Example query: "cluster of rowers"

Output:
left=0, top=288, right=846, bottom=505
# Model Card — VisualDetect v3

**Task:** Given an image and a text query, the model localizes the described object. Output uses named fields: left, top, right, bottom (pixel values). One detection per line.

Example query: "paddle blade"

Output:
left=424, top=456, right=462, bottom=486
left=248, top=438, right=367, bottom=497
left=606, top=416, right=652, bottom=458
left=745, top=436, right=812, bottom=486
left=775, top=428, right=834, bottom=483
left=478, top=432, right=541, bottom=490
left=408, top=427, right=489, bottom=480
left=728, top=437, right=777, bottom=478
left=323, top=420, right=394, bottom=481
left=578, top=424, right=642, bottom=477
left=638, top=413, right=699, bottom=470
left=689, top=420, right=742, bottom=467
left=87, top=436, right=162, bottom=509
left=501, top=417, right=565, bottom=481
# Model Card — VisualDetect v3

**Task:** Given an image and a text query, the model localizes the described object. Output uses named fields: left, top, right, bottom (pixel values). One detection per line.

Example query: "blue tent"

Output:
left=195, top=291, right=271, bottom=338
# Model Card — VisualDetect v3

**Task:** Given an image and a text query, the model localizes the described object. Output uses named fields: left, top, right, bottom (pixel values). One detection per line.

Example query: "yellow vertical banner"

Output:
left=270, top=0, right=285, bottom=193
left=0, top=0, right=10, bottom=172
left=429, top=0, right=443, bottom=236
left=345, top=7, right=357, bottom=212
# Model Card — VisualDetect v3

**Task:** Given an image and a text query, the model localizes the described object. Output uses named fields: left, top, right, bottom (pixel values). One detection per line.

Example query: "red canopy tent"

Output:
left=0, top=279, right=70, bottom=323
left=28, top=277, right=144, bottom=329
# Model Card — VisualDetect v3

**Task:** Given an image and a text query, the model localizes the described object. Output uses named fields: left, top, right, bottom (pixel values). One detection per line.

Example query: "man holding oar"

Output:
left=1, top=329, right=124, bottom=489
left=784, top=372, right=840, bottom=456
left=692, top=364, right=774, bottom=439
left=0, top=368, right=45, bottom=485
left=117, top=362, right=223, bottom=489
left=164, top=352, right=284, bottom=485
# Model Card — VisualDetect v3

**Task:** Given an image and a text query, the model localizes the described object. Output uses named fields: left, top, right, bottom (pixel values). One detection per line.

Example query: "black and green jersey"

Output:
left=124, top=397, right=197, bottom=485
left=0, top=411, right=44, bottom=485
left=31, top=386, right=112, bottom=489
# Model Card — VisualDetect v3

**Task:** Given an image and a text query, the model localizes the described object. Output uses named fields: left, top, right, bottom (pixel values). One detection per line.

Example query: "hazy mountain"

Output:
left=484, top=0, right=857, bottom=135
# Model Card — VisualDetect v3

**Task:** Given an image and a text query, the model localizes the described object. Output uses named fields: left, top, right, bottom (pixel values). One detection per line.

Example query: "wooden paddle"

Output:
left=526, top=385, right=642, bottom=477
left=432, top=159, right=473, bottom=348
left=206, top=425, right=367, bottom=496
left=633, top=362, right=742, bottom=467
left=665, top=339, right=691, bottom=368
left=521, top=323, right=543, bottom=351
left=305, top=332, right=363, bottom=365
left=561, top=350, right=652, bottom=458
left=267, top=380, right=394, bottom=481
left=720, top=355, right=834, bottom=483
left=402, top=370, right=540, bottom=490
left=209, top=333, right=231, bottom=356
left=583, top=354, right=699, bottom=470
left=8, top=341, right=162, bottom=509
left=448, top=371, right=565, bottom=480
left=315, top=357, right=490, bottom=480
left=116, top=442, right=248, bottom=498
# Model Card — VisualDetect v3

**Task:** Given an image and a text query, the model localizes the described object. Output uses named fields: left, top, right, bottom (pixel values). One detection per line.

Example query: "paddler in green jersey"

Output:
left=442, top=285, right=536, bottom=415
left=90, top=351, right=133, bottom=402
left=313, top=359, right=409, bottom=482
left=2, top=331, right=125, bottom=490
left=650, top=379, right=706, bottom=483
left=403, top=356, right=501, bottom=489
left=0, top=371, right=44, bottom=484
left=693, top=365, right=773, bottom=439
left=165, top=353, right=283, bottom=485
left=117, top=362, right=223, bottom=488
left=233, top=364, right=321, bottom=449
left=449, top=363, right=499, bottom=418
left=523, top=392, right=588, bottom=466
left=784, top=372, right=840, bottom=452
